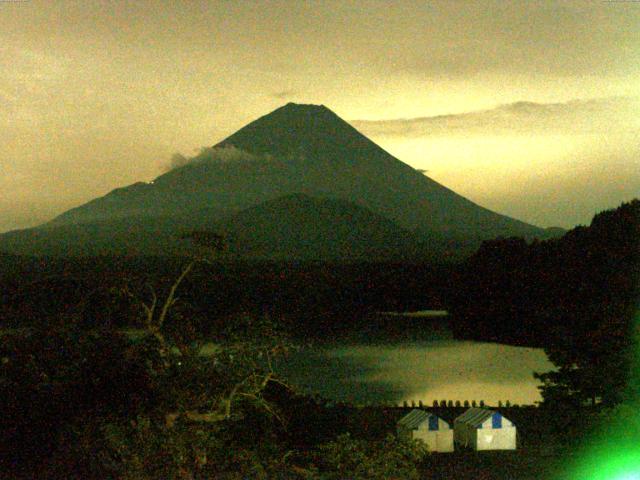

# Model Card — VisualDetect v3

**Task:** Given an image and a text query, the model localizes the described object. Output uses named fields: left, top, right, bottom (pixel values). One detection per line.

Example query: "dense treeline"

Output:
left=450, top=199, right=640, bottom=406
left=451, top=200, right=639, bottom=346
left=0, top=257, right=452, bottom=338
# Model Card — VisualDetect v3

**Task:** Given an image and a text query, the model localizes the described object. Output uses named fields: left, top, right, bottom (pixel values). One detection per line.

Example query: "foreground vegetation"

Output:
left=1, top=200, right=638, bottom=478
left=1, top=321, right=434, bottom=479
left=0, top=320, right=607, bottom=479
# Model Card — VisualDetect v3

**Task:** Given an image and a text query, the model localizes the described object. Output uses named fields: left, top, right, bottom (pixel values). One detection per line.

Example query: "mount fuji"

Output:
left=0, top=103, right=551, bottom=259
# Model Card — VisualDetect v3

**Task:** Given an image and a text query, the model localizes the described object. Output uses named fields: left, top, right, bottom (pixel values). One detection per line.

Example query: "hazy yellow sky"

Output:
left=1, top=0, right=639, bottom=232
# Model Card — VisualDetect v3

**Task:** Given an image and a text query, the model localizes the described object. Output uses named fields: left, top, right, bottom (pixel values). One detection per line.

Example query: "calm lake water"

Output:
left=3, top=311, right=553, bottom=407
left=274, top=314, right=555, bottom=406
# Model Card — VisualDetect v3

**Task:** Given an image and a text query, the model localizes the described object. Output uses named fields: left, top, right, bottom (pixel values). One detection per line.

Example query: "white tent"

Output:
left=454, top=408, right=516, bottom=450
left=397, top=409, right=454, bottom=452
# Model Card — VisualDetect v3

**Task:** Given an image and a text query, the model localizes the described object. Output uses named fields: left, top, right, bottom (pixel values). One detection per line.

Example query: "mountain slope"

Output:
left=216, top=193, right=421, bottom=260
left=214, top=103, right=544, bottom=239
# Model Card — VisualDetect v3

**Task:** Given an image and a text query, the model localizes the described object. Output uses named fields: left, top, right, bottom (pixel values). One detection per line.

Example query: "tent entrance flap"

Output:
left=492, top=413, right=502, bottom=429
left=428, top=415, right=439, bottom=431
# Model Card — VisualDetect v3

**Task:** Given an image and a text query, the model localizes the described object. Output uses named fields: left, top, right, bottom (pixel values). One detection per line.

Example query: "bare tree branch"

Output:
left=157, top=261, right=194, bottom=329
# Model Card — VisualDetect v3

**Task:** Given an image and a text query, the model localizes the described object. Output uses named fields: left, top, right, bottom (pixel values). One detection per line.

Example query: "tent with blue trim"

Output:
left=454, top=408, right=516, bottom=450
left=397, top=409, right=454, bottom=452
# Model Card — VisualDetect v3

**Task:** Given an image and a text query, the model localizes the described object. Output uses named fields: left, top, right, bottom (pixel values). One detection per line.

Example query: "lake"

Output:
left=275, top=312, right=555, bottom=406
left=6, top=311, right=553, bottom=407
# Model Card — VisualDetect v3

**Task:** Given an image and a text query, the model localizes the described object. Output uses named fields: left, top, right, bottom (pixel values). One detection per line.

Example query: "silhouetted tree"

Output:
left=450, top=200, right=640, bottom=407
left=535, top=200, right=639, bottom=407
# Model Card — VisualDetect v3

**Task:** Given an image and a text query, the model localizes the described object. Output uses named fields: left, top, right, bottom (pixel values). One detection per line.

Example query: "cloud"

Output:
left=165, top=145, right=270, bottom=171
left=271, top=89, right=298, bottom=100
left=168, top=152, right=190, bottom=170
left=352, top=96, right=640, bottom=138
left=355, top=2, right=640, bottom=80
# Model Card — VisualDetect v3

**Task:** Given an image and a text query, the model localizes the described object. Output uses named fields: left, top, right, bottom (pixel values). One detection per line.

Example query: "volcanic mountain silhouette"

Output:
left=0, top=103, right=550, bottom=258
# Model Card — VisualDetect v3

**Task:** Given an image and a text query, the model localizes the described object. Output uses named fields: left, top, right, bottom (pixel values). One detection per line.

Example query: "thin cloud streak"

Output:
left=352, top=97, right=640, bottom=138
left=271, top=89, right=299, bottom=100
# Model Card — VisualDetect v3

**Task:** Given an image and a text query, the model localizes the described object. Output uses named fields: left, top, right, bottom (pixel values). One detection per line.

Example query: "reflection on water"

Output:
left=276, top=338, right=554, bottom=406
left=126, top=314, right=554, bottom=406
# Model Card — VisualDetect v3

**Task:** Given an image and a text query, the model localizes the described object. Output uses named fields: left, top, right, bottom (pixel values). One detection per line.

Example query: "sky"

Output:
left=1, top=0, right=639, bottom=232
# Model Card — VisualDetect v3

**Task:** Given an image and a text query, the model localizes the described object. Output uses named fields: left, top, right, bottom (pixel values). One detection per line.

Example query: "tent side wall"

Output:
left=455, top=409, right=517, bottom=451
left=476, top=426, right=516, bottom=451
left=397, top=412, right=453, bottom=453
left=413, top=428, right=454, bottom=453
left=436, top=431, right=455, bottom=452
left=476, top=414, right=516, bottom=450
left=435, top=417, right=454, bottom=452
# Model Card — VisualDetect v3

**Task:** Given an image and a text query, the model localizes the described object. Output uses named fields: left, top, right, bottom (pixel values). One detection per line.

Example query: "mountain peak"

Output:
left=216, top=102, right=366, bottom=156
left=282, top=101, right=329, bottom=110
left=270, top=102, right=338, bottom=122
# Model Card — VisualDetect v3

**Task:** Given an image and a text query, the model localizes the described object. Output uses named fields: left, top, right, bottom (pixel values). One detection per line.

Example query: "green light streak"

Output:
left=572, top=449, right=640, bottom=480
left=562, top=310, right=640, bottom=480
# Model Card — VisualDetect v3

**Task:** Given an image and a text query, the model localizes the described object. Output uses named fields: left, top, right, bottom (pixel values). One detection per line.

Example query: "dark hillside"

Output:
left=216, top=194, right=422, bottom=261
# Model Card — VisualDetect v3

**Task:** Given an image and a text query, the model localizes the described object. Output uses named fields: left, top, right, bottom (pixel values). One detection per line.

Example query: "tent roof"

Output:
left=398, top=409, right=438, bottom=429
left=454, top=408, right=502, bottom=427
